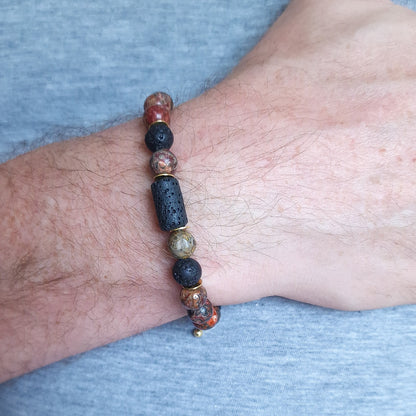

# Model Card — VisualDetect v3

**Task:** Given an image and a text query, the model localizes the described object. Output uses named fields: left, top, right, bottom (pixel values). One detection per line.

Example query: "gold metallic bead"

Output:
left=153, top=173, right=175, bottom=181
left=149, top=119, right=169, bottom=128
left=170, top=226, right=188, bottom=233
left=192, top=328, right=203, bottom=338
left=185, top=280, right=202, bottom=291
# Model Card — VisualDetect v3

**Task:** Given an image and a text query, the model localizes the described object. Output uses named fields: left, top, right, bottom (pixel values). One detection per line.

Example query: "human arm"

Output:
left=1, top=0, right=416, bottom=382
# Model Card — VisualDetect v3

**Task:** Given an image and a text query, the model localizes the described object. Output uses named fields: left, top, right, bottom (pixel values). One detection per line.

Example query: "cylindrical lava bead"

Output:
left=151, top=175, right=188, bottom=231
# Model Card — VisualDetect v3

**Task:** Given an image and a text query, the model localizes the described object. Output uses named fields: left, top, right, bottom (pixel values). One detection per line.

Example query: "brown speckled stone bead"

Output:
left=144, top=92, right=173, bottom=112
left=144, top=105, right=171, bottom=128
left=188, top=300, right=221, bottom=330
left=168, top=228, right=196, bottom=259
left=150, top=149, right=178, bottom=175
left=180, top=284, right=207, bottom=310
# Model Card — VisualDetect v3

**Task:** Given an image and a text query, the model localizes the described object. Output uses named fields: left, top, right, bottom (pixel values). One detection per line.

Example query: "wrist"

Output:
left=170, top=81, right=293, bottom=304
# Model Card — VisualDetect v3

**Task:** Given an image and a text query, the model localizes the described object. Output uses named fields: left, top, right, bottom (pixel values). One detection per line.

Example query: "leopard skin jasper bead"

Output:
left=180, top=285, right=207, bottom=310
left=168, top=228, right=196, bottom=259
left=150, top=149, right=178, bottom=175
left=194, top=305, right=221, bottom=331
left=144, top=92, right=173, bottom=112
left=188, top=300, right=221, bottom=330
left=172, top=258, right=201, bottom=287
left=143, top=105, right=170, bottom=128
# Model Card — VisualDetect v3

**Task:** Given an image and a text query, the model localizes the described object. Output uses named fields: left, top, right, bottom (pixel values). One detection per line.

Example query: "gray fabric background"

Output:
left=0, top=1, right=415, bottom=415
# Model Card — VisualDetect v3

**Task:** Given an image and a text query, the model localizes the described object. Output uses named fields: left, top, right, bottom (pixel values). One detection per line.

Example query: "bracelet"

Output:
left=142, top=92, right=221, bottom=337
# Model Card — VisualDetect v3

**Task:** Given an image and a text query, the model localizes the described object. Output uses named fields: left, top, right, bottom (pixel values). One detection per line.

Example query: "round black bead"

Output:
left=172, top=258, right=202, bottom=288
left=145, top=122, right=174, bottom=152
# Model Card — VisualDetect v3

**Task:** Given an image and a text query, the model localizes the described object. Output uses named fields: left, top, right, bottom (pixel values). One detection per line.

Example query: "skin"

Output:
left=0, top=0, right=415, bottom=382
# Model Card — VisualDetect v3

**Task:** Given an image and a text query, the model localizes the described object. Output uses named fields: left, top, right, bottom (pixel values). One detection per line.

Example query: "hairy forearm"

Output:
left=0, top=124, right=189, bottom=381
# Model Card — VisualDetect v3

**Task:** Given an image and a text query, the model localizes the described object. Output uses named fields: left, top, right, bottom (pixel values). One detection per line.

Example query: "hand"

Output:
left=177, top=0, right=416, bottom=310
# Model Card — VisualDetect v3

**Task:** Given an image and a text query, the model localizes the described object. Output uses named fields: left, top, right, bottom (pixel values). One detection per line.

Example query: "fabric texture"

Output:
left=0, top=1, right=415, bottom=415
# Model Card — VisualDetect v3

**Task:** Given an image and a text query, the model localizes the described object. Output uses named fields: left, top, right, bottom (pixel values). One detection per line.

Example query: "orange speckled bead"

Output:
left=188, top=300, right=221, bottom=330
left=144, top=105, right=170, bottom=128
left=144, top=92, right=173, bottom=112
left=180, top=285, right=207, bottom=310
left=150, top=149, right=178, bottom=174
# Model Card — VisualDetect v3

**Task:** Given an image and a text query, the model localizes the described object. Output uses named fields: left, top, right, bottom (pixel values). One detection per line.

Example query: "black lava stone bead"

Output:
left=172, top=258, right=202, bottom=288
left=145, top=122, right=174, bottom=152
left=151, top=176, right=188, bottom=231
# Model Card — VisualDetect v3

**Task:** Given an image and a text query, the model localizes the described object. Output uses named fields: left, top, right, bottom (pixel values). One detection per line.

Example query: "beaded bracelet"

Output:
left=143, top=92, right=221, bottom=337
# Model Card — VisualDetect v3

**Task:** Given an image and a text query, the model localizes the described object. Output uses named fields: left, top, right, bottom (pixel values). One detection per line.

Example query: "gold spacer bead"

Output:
left=184, top=280, right=203, bottom=291
left=148, top=119, right=169, bottom=128
left=153, top=173, right=175, bottom=181
left=192, top=328, right=203, bottom=338
left=170, top=225, right=188, bottom=233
